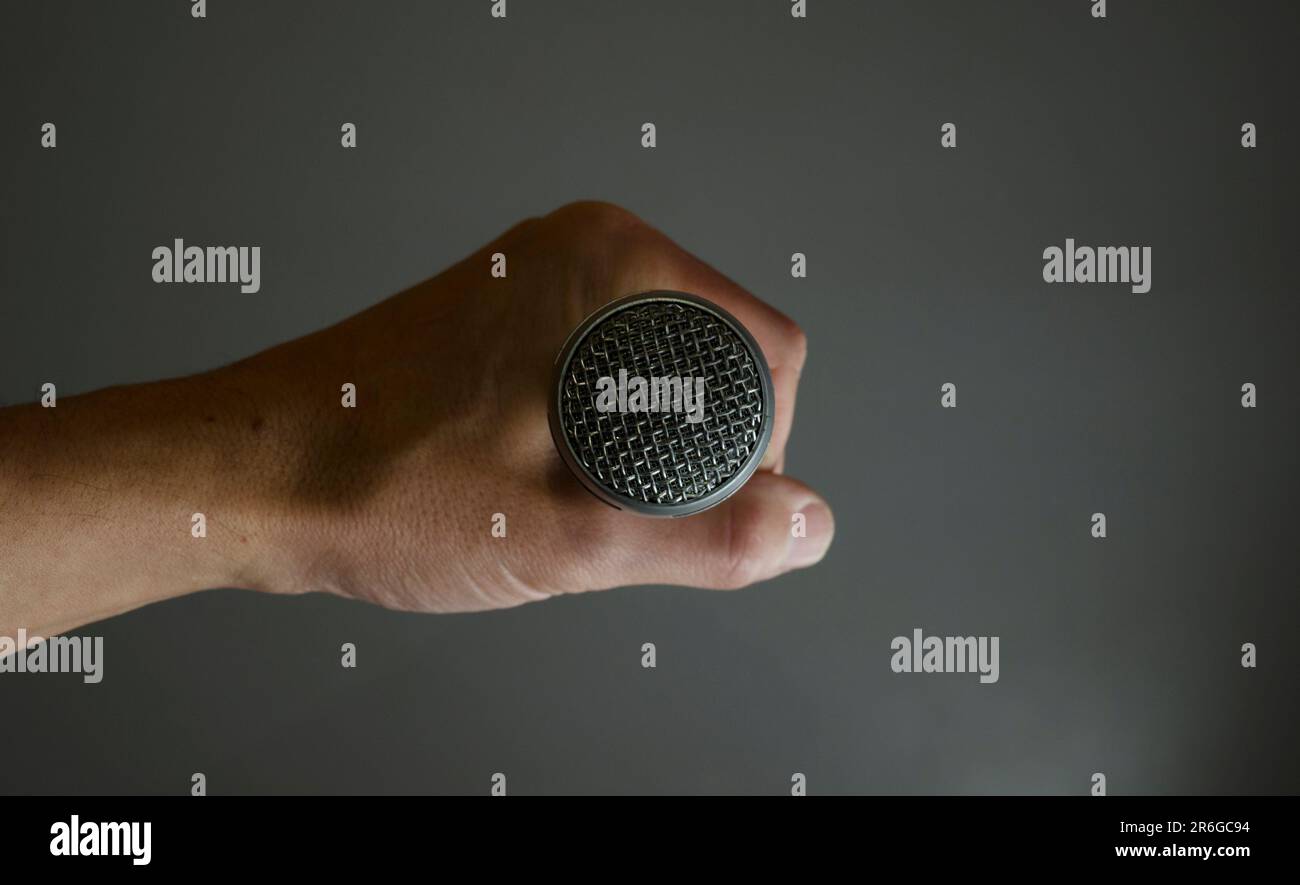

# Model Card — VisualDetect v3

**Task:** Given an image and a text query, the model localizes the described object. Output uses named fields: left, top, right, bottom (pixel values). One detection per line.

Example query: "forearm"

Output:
left=0, top=374, right=286, bottom=638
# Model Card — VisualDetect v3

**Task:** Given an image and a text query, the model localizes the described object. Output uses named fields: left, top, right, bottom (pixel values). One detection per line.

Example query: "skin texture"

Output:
left=0, top=202, right=833, bottom=638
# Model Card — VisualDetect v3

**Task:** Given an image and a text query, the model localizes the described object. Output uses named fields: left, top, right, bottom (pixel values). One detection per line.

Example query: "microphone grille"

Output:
left=550, top=292, right=774, bottom=516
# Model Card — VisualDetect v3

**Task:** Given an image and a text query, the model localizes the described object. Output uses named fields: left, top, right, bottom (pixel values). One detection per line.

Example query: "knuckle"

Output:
left=547, top=200, right=643, bottom=232
left=783, top=320, right=808, bottom=368
left=718, top=501, right=776, bottom=589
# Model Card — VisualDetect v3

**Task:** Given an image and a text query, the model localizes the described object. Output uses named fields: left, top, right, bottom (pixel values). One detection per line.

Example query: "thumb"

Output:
left=605, top=472, right=834, bottom=591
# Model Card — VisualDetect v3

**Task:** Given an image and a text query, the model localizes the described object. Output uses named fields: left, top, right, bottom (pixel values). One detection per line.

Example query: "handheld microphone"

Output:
left=548, top=291, right=774, bottom=517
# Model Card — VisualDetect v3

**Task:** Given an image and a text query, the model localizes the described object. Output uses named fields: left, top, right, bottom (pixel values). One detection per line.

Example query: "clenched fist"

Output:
left=0, top=202, right=833, bottom=637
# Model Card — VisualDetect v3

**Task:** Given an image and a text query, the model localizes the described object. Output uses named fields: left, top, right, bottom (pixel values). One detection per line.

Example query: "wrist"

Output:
left=0, top=372, right=304, bottom=636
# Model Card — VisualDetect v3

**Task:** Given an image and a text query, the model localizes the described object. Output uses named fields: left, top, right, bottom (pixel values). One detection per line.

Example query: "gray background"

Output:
left=2, top=0, right=1296, bottom=794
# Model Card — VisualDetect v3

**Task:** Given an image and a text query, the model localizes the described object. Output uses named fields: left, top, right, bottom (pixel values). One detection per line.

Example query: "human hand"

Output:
left=0, top=202, right=833, bottom=633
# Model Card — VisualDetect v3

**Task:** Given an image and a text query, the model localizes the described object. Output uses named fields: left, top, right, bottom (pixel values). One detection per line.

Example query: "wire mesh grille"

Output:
left=558, top=298, right=767, bottom=506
